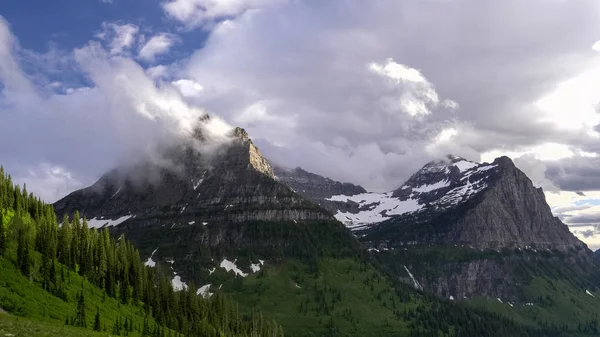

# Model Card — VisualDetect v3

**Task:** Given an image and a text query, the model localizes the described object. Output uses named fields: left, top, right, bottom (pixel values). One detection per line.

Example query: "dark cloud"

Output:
left=546, top=157, right=600, bottom=191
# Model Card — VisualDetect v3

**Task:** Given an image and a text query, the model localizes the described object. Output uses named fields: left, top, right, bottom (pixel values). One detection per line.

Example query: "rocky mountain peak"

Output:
left=53, top=116, right=329, bottom=225
left=357, top=154, right=586, bottom=252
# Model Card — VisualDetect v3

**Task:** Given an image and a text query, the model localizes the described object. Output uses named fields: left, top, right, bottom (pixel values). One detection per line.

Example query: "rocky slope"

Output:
left=273, top=166, right=366, bottom=215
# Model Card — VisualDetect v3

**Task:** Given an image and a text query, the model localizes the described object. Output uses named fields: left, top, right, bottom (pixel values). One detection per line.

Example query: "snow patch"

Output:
left=586, top=290, right=595, bottom=297
left=188, top=221, right=195, bottom=225
left=192, top=178, right=204, bottom=190
left=453, top=160, right=478, bottom=172
left=412, top=179, right=450, bottom=193
left=172, top=275, right=188, bottom=291
left=403, top=265, right=423, bottom=291
left=497, top=298, right=503, bottom=303
left=87, top=215, right=133, bottom=229
left=166, top=259, right=174, bottom=265
left=202, top=222, right=208, bottom=226
left=197, top=284, right=213, bottom=298
left=295, top=283, right=301, bottom=289
left=259, top=260, right=265, bottom=265
left=449, top=295, right=454, bottom=301
left=220, top=259, right=248, bottom=277
left=368, top=248, right=380, bottom=253
left=144, top=248, right=158, bottom=267
left=208, top=268, right=216, bottom=275
left=111, top=186, right=122, bottom=198
left=250, top=263, right=261, bottom=273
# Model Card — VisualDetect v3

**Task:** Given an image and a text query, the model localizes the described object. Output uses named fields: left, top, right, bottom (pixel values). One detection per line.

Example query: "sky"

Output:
left=2, top=0, right=600, bottom=249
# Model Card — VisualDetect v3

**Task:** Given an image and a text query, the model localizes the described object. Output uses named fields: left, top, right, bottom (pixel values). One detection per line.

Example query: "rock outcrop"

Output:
left=273, top=166, right=366, bottom=214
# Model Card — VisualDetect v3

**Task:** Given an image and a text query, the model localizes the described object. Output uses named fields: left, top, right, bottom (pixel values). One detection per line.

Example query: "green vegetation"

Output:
left=371, top=244, right=600, bottom=336
left=0, top=166, right=283, bottom=337
left=117, top=214, right=560, bottom=336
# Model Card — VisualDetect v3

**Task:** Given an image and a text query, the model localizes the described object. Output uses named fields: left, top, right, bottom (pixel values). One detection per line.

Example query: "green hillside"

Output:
left=116, top=217, right=559, bottom=337
left=0, top=166, right=283, bottom=337
left=370, top=245, right=600, bottom=336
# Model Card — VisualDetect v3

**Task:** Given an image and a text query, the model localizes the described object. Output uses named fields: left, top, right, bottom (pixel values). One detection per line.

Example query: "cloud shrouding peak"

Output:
left=138, top=33, right=179, bottom=62
left=0, top=18, right=230, bottom=201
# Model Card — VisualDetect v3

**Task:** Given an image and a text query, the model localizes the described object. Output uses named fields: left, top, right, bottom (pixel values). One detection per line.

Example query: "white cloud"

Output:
left=138, top=33, right=178, bottom=61
left=161, top=0, right=279, bottom=28
left=172, top=79, right=203, bottom=97
left=98, top=22, right=139, bottom=55
left=0, top=20, right=230, bottom=201
left=15, top=163, right=84, bottom=202
left=368, top=58, right=440, bottom=117
left=593, top=40, right=600, bottom=52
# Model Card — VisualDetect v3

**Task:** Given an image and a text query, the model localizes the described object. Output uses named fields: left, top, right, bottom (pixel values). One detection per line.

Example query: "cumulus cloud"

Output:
left=138, top=33, right=179, bottom=62
left=0, top=18, right=227, bottom=201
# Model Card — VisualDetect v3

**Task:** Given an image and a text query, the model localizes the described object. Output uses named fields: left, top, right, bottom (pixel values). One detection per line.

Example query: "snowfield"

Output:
left=329, top=158, right=499, bottom=229
left=329, top=192, right=423, bottom=225
left=87, top=215, right=133, bottom=229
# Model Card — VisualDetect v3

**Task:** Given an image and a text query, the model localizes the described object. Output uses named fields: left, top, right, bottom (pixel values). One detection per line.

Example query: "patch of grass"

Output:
left=0, top=313, right=111, bottom=337
left=220, top=258, right=419, bottom=337
left=0, top=256, right=156, bottom=336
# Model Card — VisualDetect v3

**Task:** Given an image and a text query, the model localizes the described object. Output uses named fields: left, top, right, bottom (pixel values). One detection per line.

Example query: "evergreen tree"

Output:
left=75, top=290, right=87, bottom=327
left=94, top=307, right=101, bottom=331
left=0, top=212, right=5, bottom=256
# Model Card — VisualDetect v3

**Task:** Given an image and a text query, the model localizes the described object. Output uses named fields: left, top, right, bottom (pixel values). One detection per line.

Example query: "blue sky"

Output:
left=2, top=0, right=600, bottom=247
left=1, top=0, right=167, bottom=51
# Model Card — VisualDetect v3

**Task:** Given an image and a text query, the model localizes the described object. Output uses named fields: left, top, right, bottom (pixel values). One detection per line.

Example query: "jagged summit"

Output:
left=53, top=116, right=329, bottom=226
left=326, top=155, right=496, bottom=228
left=355, top=154, right=585, bottom=251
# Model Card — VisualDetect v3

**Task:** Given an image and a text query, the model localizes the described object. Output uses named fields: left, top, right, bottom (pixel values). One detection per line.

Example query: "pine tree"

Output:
left=94, top=307, right=101, bottom=331
left=0, top=212, right=5, bottom=256
left=75, top=290, right=87, bottom=327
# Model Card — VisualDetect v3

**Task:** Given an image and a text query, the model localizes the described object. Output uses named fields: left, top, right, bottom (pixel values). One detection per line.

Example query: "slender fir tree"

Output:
left=94, top=307, right=101, bottom=331
left=0, top=213, right=5, bottom=256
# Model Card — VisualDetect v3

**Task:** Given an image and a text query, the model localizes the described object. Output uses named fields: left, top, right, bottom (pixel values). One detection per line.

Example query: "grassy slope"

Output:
left=372, top=245, right=600, bottom=336
left=469, top=277, right=600, bottom=335
left=0, top=314, right=113, bottom=337
left=220, top=258, right=419, bottom=337
left=0, top=254, right=158, bottom=337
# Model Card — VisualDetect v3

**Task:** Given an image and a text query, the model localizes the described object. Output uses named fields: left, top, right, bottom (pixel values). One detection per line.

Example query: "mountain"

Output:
left=350, top=155, right=600, bottom=333
left=52, top=120, right=551, bottom=337
left=273, top=165, right=367, bottom=215
left=360, top=155, right=586, bottom=251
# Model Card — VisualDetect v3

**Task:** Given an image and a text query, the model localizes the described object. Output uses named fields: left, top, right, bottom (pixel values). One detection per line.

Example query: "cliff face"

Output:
left=446, top=156, right=584, bottom=251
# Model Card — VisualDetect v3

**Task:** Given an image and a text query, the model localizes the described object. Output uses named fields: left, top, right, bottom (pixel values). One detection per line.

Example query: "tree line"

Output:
left=0, top=166, right=284, bottom=337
